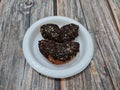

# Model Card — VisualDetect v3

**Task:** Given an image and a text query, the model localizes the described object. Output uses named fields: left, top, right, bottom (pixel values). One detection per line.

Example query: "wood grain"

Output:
left=0, top=0, right=35, bottom=89
left=80, top=0, right=120, bottom=90
left=106, top=0, right=120, bottom=33
left=0, top=0, right=120, bottom=90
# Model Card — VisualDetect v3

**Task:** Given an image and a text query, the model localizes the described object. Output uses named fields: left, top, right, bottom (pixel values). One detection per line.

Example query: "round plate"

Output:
left=23, top=16, right=94, bottom=78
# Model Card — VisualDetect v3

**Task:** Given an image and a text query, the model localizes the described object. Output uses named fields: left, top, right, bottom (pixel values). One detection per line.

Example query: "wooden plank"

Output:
left=0, top=0, right=27, bottom=90
left=31, top=0, right=54, bottom=23
left=0, top=0, right=37, bottom=89
left=80, top=0, right=120, bottom=90
left=106, top=0, right=120, bottom=33
left=57, top=0, right=87, bottom=27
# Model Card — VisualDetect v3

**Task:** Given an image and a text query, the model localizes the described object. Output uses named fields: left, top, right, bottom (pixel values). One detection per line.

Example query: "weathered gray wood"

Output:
left=57, top=0, right=87, bottom=27
left=0, top=0, right=27, bottom=90
left=80, top=0, right=120, bottom=90
left=106, top=0, right=120, bottom=33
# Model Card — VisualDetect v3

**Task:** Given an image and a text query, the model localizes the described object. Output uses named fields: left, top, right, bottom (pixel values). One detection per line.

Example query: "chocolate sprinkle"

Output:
left=38, top=40, right=79, bottom=61
left=40, top=23, right=79, bottom=42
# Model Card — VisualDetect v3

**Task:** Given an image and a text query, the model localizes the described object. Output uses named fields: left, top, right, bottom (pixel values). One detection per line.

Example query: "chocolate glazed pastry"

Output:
left=40, top=24, right=60, bottom=42
left=40, top=23, right=79, bottom=42
left=38, top=40, right=79, bottom=64
left=60, top=23, right=79, bottom=42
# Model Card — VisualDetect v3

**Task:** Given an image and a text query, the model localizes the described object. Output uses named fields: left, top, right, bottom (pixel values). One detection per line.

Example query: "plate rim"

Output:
left=23, top=16, right=94, bottom=78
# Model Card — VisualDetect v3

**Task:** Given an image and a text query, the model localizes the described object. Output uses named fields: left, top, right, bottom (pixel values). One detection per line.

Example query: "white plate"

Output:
left=23, top=16, right=94, bottom=78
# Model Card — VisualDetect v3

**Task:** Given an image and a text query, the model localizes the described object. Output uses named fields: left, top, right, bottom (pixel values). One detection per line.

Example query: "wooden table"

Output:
left=0, top=0, right=120, bottom=90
